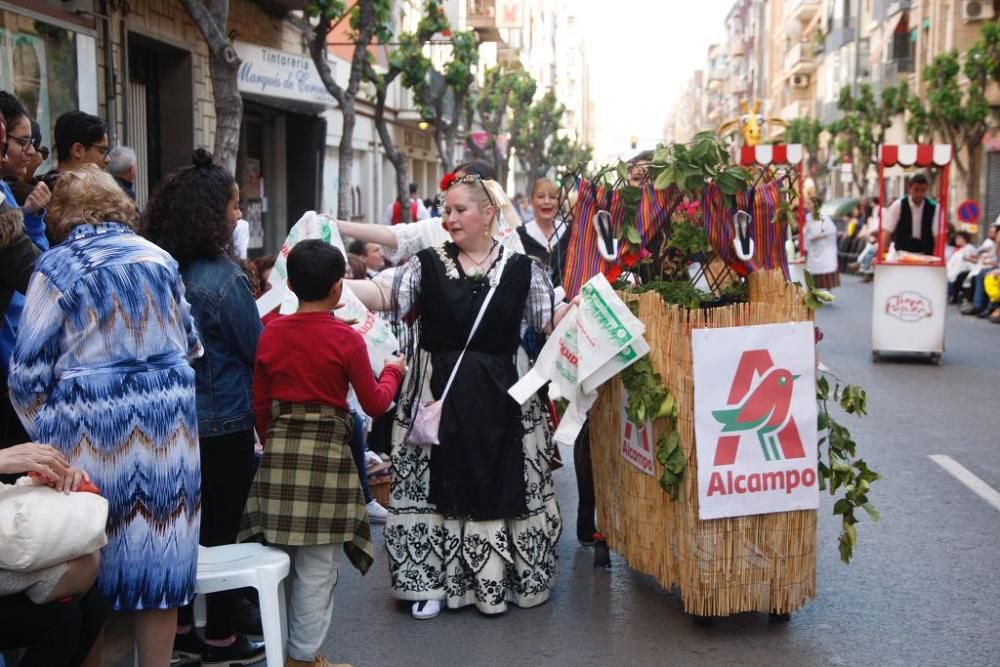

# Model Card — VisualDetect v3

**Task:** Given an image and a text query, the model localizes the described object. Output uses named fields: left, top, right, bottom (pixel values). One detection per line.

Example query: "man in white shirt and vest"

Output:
left=382, top=182, right=430, bottom=225
left=880, top=173, right=938, bottom=255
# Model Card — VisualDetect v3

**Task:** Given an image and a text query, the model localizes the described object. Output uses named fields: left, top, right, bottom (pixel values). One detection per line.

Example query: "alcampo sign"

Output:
left=692, top=322, right=819, bottom=520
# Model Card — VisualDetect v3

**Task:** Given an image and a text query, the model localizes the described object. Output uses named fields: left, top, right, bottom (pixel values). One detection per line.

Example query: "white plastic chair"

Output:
left=196, top=544, right=290, bottom=667
left=134, top=543, right=290, bottom=667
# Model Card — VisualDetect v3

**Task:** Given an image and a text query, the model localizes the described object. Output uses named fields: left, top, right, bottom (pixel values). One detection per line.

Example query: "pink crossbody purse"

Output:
left=406, top=249, right=508, bottom=446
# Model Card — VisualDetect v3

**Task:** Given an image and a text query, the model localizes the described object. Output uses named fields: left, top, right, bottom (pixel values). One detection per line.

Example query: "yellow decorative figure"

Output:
left=718, top=99, right=789, bottom=147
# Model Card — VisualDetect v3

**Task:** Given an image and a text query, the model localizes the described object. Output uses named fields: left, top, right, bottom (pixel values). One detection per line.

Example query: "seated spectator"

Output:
left=853, top=232, right=879, bottom=283
left=959, top=227, right=999, bottom=309
left=961, top=242, right=1000, bottom=318
left=947, top=231, right=977, bottom=303
left=0, top=443, right=110, bottom=667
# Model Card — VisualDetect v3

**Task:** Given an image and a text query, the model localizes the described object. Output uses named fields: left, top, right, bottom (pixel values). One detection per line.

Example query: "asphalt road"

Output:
left=109, top=275, right=999, bottom=667
left=317, top=275, right=999, bottom=667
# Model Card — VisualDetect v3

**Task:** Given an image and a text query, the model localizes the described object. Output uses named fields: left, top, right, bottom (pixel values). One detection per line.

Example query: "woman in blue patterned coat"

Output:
left=8, top=165, right=203, bottom=667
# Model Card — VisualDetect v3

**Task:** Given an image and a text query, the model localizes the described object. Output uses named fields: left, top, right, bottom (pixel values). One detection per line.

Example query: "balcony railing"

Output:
left=784, top=0, right=820, bottom=23
left=879, top=58, right=915, bottom=89
left=466, top=0, right=502, bottom=42
left=825, top=26, right=856, bottom=53
left=784, top=41, right=818, bottom=75
left=816, top=99, right=841, bottom=124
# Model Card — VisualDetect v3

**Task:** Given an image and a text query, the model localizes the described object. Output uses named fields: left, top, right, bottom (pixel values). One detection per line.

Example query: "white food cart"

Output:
left=872, top=144, right=951, bottom=364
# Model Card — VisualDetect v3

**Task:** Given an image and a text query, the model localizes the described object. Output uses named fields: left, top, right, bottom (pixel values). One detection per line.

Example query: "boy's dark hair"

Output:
left=287, top=240, right=345, bottom=302
left=0, top=91, right=28, bottom=129
left=54, top=111, right=108, bottom=161
left=908, top=173, right=929, bottom=187
left=408, top=182, right=418, bottom=194
left=956, top=230, right=972, bottom=243
left=347, top=239, right=367, bottom=256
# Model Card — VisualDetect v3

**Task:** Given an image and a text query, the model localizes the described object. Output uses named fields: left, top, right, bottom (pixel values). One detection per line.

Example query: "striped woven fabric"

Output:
left=701, top=179, right=789, bottom=277
left=562, top=179, right=684, bottom=298
left=637, top=185, right=682, bottom=247
left=562, top=178, right=620, bottom=298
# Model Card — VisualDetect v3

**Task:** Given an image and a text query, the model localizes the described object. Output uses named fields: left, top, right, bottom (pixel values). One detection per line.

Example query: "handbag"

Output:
left=407, top=248, right=509, bottom=446
left=0, top=477, right=108, bottom=572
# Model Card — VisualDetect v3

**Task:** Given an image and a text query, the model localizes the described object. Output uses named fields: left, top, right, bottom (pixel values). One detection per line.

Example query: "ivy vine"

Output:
left=620, top=357, right=686, bottom=499
left=816, top=374, right=880, bottom=564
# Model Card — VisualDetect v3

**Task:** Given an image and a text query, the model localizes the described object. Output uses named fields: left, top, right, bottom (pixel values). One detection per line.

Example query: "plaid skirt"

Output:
left=241, top=401, right=373, bottom=574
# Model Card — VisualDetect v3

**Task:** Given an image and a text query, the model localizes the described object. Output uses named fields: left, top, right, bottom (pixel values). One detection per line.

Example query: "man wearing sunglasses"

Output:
left=40, top=111, right=110, bottom=191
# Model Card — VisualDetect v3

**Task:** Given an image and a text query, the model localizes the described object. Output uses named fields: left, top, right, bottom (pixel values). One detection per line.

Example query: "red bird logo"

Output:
left=711, top=350, right=806, bottom=465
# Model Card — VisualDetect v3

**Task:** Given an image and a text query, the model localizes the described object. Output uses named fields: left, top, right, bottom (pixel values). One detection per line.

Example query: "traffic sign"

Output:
left=958, top=200, right=981, bottom=223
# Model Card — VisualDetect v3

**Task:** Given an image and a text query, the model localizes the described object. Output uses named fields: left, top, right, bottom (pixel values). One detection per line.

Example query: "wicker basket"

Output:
left=590, top=271, right=817, bottom=616
left=369, top=476, right=390, bottom=506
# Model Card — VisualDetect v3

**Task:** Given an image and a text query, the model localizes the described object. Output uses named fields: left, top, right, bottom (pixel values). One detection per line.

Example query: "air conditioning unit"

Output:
left=962, top=0, right=995, bottom=22
left=791, top=73, right=810, bottom=88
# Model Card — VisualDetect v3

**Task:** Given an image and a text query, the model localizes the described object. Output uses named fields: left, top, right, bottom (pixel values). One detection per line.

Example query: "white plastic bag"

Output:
left=509, top=273, right=649, bottom=445
left=0, top=478, right=108, bottom=572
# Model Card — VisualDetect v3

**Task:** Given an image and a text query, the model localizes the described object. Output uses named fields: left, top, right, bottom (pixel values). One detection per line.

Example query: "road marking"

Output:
left=929, top=455, right=1000, bottom=512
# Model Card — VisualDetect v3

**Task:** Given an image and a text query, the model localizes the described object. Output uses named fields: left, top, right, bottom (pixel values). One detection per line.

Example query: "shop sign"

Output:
left=496, top=0, right=525, bottom=29
left=234, top=42, right=335, bottom=106
left=885, top=290, right=933, bottom=322
left=620, top=392, right=655, bottom=476
left=692, top=322, right=819, bottom=520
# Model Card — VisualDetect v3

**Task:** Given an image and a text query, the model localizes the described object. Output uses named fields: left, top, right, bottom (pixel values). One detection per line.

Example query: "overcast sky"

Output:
left=579, top=0, right=732, bottom=163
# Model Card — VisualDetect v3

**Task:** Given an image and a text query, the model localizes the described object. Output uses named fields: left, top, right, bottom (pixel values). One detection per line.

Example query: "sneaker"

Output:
left=411, top=599, right=441, bottom=620
left=173, top=629, right=205, bottom=660
left=366, top=499, right=388, bottom=524
left=202, top=634, right=266, bottom=666
left=961, top=304, right=982, bottom=315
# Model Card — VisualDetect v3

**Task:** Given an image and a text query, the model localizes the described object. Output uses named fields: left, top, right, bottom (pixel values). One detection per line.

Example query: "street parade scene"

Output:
left=0, top=0, right=998, bottom=665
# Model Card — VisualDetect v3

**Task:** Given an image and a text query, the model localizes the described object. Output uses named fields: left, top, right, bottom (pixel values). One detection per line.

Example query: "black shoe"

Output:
left=201, top=634, right=266, bottom=666
left=232, top=596, right=263, bottom=636
left=173, top=630, right=205, bottom=660
left=961, top=304, right=982, bottom=315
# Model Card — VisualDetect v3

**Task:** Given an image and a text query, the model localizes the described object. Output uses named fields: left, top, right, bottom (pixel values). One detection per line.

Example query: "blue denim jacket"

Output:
left=180, top=255, right=262, bottom=437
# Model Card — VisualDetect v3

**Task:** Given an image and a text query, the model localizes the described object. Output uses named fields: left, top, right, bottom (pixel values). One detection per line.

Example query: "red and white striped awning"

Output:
left=879, top=144, right=952, bottom=167
left=738, top=144, right=803, bottom=166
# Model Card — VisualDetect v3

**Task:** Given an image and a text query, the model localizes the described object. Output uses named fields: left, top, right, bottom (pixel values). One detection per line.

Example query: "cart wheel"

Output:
left=768, top=612, right=792, bottom=622
left=930, top=352, right=942, bottom=365
left=871, top=351, right=880, bottom=363
left=593, top=535, right=611, bottom=569
left=692, top=614, right=717, bottom=627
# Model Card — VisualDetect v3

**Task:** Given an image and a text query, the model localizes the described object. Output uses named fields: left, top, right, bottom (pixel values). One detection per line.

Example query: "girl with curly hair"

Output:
left=141, top=149, right=265, bottom=665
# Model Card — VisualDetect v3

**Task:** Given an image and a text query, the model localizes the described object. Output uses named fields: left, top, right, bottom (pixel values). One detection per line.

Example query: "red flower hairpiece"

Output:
left=603, top=264, right=622, bottom=283
left=440, top=172, right=457, bottom=191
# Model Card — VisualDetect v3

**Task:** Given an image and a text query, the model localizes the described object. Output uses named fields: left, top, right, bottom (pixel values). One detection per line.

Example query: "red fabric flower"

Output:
left=621, top=250, right=639, bottom=269
left=439, top=172, right=457, bottom=192
left=603, top=264, right=623, bottom=283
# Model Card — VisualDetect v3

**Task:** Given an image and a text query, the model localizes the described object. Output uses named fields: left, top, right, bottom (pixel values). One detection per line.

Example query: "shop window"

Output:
left=0, top=12, right=80, bottom=171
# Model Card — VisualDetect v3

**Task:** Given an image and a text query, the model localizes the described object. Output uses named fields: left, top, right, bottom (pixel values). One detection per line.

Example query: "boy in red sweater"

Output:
left=243, top=240, right=404, bottom=667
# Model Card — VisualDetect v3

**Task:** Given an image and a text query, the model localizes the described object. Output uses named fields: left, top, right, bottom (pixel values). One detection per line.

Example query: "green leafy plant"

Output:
left=802, top=270, right=835, bottom=310
left=816, top=373, right=879, bottom=564
left=620, top=357, right=685, bottom=499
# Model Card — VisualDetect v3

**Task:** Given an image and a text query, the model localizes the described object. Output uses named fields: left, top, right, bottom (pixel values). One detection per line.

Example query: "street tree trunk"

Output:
left=309, top=4, right=376, bottom=219
left=179, top=0, right=242, bottom=173
left=369, top=67, right=411, bottom=223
